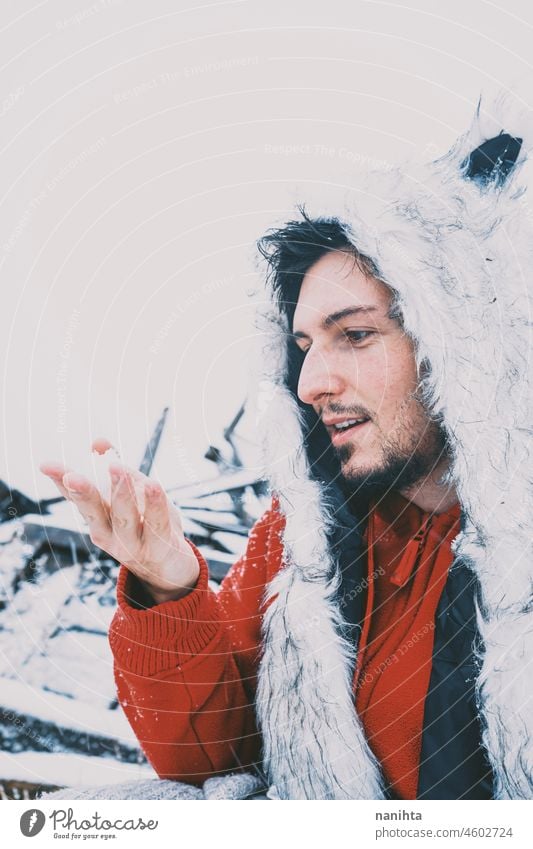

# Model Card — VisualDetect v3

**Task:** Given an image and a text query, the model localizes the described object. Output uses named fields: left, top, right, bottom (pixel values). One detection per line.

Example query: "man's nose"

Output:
left=297, top=347, right=345, bottom=406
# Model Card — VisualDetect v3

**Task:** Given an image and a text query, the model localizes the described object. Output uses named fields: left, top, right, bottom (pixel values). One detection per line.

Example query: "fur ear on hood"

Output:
left=463, top=131, right=522, bottom=187
left=253, top=89, right=533, bottom=799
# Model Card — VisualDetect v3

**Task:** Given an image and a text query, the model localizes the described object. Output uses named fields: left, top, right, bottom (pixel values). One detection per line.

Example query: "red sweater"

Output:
left=110, top=496, right=459, bottom=796
left=110, top=506, right=283, bottom=784
left=355, top=492, right=461, bottom=798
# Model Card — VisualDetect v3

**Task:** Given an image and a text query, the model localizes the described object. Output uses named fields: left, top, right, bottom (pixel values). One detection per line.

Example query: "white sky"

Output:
left=1, top=0, right=532, bottom=498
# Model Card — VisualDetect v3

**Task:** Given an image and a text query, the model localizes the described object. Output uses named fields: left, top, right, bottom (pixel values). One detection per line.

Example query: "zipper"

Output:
left=389, top=517, right=432, bottom=587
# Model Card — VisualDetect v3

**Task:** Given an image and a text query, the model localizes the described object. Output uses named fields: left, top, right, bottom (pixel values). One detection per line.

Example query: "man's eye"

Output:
left=345, top=329, right=375, bottom=344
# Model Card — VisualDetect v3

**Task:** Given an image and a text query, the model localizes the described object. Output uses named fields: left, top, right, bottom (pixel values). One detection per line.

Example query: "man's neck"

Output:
left=400, top=460, right=458, bottom=514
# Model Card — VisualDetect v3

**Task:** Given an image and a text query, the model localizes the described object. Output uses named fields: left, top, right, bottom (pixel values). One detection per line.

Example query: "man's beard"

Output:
left=332, top=403, right=451, bottom=501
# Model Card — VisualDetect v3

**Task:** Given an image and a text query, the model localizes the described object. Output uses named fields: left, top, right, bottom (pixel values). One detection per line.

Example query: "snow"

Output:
left=0, top=679, right=138, bottom=744
left=0, top=521, right=18, bottom=544
left=0, top=522, right=33, bottom=600
left=23, top=631, right=116, bottom=708
left=59, top=591, right=116, bottom=634
left=210, top=531, right=247, bottom=556
left=25, top=501, right=89, bottom=535
left=0, top=750, right=155, bottom=787
left=0, top=566, right=82, bottom=675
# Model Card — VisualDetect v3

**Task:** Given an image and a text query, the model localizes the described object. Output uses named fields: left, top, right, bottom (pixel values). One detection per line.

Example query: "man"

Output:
left=41, top=96, right=533, bottom=799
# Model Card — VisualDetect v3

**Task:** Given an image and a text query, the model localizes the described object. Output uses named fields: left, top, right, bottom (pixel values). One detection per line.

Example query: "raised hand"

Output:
left=40, top=441, right=200, bottom=604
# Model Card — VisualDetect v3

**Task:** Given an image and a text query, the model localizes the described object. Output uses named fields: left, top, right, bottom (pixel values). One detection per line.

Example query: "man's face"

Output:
left=292, top=250, right=447, bottom=493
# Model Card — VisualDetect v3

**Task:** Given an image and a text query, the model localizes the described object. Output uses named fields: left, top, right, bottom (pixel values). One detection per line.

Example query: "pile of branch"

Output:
left=0, top=404, right=266, bottom=798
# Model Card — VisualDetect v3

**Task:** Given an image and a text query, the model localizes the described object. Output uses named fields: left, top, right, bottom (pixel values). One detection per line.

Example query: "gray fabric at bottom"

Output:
left=41, top=772, right=266, bottom=801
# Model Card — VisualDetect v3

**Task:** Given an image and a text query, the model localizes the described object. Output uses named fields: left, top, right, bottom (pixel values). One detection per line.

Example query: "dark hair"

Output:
left=257, top=207, right=379, bottom=329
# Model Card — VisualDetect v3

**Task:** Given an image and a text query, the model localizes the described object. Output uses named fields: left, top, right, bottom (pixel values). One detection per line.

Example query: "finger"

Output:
left=132, top=469, right=182, bottom=532
left=109, top=463, right=148, bottom=515
left=109, top=468, right=142, bottom=553
left=40, top=462, right=72, bottom=500
left=142, top=482, right=171, bottom=549
left=62, top=472, right=112, bottom=546
left=91, top=437, right=116, bottom=456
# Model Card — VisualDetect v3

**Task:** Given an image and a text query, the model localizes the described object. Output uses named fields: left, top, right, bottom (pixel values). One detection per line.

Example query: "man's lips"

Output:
left=322, top=416, right=371, bottom=446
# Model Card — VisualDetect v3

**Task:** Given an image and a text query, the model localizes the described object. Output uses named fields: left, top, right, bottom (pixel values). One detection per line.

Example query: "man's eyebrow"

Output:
left=292, top=305, right=378, bottom=339
left=323, top=305, right=378, bottom=327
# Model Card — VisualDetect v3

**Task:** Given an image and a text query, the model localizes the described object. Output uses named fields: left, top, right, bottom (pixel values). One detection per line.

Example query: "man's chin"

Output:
left=338, top=451, right=441, bottom=498
left=339, top=463, right=396, bottom=495
left=336, top=446, right=382, bottom=489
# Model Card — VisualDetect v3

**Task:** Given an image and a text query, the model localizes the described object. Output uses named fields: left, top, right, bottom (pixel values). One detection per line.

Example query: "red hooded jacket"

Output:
left=109, top=494, right=463, bottom=798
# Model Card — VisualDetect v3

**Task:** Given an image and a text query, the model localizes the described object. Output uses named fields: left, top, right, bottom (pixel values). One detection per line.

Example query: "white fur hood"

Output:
left=253, top=90, right=533, bottom=800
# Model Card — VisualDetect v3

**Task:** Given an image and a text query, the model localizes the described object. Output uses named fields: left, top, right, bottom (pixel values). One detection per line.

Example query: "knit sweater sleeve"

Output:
left=108, top=505, right=283, bottom=785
